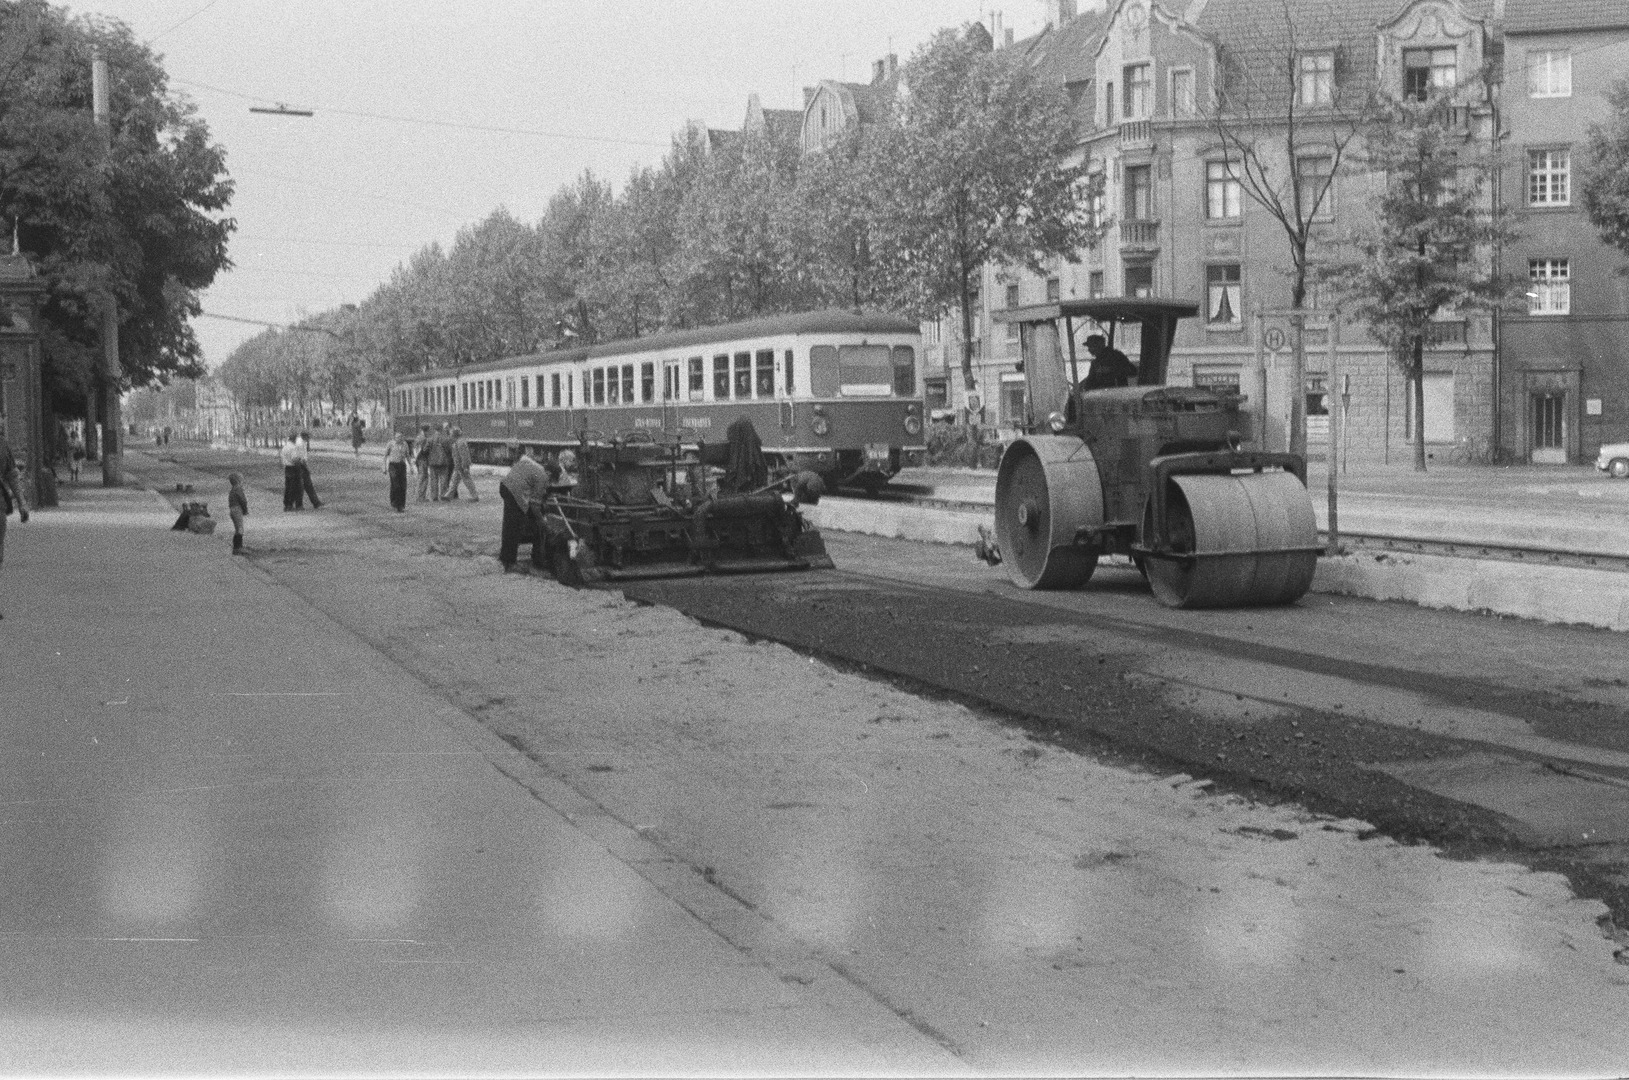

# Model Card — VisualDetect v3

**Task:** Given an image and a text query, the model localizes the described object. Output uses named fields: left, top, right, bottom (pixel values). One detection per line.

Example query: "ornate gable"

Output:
left=1375, top=0, right=1489, bottom=104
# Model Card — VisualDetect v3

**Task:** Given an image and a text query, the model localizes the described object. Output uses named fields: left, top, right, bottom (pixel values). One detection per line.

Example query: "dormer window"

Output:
left=1403, top=47, right=1456, bottom=101
left=1298, top=52, right=1334, bottom=106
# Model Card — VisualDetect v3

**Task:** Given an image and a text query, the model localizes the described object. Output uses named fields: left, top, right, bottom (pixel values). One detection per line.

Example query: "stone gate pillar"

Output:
left=0, top=252, right=51, bottom=508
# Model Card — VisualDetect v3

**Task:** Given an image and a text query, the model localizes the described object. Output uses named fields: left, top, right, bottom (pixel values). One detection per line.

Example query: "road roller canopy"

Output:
left=995, top=297, right=1202, bottom=425
left=991, top=298, right=1200, bottom=328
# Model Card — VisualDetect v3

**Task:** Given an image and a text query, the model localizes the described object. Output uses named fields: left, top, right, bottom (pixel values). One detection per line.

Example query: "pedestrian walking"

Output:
left=227, top=472, right=249, bottom=554
left=297, top=431, right=323, bottom=509
left=384, top=431, right=411, bottom=512
left=428, top=423, right=453, bottom=502
left=280, top=432, right=304, bottom=511
left=413, top=425, right=432, bottom=501
left=67, top=432, right=84, bottom=482
left=443, top=427, right=478, bottom=500
left=498, top=442, right=551, bottom=574
left=0, top=417, right=29, bottom=620
left=349, top=413, right=366, bottom=458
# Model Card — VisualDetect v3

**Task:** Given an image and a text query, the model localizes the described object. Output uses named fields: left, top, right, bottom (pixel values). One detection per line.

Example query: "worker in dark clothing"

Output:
left=722, top=416, right=768, bottom=494
left=1079, top=334, right=1138, bottom=391
left=498, top=442, right=551, bottom=574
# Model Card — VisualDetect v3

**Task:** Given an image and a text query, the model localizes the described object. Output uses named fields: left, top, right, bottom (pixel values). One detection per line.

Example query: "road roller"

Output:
left=975, top=298, right=1320, bottom=608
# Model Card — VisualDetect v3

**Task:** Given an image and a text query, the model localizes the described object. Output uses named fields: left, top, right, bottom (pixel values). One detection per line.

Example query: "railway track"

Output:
left=827, top=488, right=1629, bottom=574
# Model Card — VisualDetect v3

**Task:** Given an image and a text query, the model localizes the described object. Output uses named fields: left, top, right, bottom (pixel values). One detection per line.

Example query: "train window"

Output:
left=892, top=346, right=917, bottom=396
left=734, top=352, right=752, bottom=399
left=689, top=357, right=705, bottom=400
left=641, top=362, right=656, bottom=403
left=535, top=375, right=545, bottom=407
left=607, top=367, right=620, bottom=405
left=520, top=378, right=530, bottom=408
left=593, top=368, right=605, bottom=406
left=837, top=344, right=892, bottom=394
left=568, top=372, right=575, bottom=407
left=622, top=364, right=635, bottom=404
left=713, top=355, right=730, bottom=399
left=785, top=349, right=795, bottom=395
left=663, top=362, right=678, bottom=401
left=551, top=372, right=561, bottom=407
left=809, top=345, right=839, bottom=397
left=756, top=350, right=775, bottom=397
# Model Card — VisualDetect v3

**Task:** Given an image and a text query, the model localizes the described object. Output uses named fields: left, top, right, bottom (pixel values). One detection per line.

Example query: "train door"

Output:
left=779, top=348, right=795, bottom=433
left=663, top=360, right=681, bottom=432
left=505, top=377, right=517, bottom=440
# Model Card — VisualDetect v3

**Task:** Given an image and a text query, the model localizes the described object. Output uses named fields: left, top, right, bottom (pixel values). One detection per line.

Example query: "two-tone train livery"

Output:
left=390, top=310, right=925, bottom=487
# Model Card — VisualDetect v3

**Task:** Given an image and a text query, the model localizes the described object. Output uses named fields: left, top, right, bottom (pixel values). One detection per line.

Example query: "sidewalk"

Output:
left=0, top=482, right=960, bottom=1075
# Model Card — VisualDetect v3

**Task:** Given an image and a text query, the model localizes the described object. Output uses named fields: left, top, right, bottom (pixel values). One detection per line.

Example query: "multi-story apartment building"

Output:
left=981, top=0, right=1506, bottom=462
left=1497, top=0, right=1629, bottom=464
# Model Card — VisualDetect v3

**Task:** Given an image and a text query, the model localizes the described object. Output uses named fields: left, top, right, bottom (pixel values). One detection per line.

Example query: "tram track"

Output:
left=828, top=489, right=1629, bottom=573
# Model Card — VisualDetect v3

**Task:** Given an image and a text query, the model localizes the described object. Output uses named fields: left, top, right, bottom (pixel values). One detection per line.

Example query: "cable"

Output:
left=172, top=76, right=669, bottom=148
left=199, top=311, right=342, bottom=337
left=149, top=0, right=224, bottom=43
left=224, top=265, right=383, bottom=283
left=236, top=235, right=420, bottom=250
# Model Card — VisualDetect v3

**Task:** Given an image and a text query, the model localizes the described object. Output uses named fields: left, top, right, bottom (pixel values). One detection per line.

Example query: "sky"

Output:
left=74, top=0, right=1059, bottom=370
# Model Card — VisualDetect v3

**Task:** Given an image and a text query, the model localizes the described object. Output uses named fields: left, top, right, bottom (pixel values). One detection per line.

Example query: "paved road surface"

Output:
left=4, top=444, right=1625, bottom=1075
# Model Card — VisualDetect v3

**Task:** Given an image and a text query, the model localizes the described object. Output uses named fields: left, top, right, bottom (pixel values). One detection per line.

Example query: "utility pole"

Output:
left=92, top=47, right=123, bottom=486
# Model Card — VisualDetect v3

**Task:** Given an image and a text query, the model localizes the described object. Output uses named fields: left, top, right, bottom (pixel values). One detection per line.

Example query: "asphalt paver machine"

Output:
left=541, top=419, right=834, bottom=586
left=977, top=298, right=1320, bottom=608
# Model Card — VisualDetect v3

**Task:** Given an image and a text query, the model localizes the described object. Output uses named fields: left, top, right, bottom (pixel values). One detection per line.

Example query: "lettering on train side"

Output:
left=634, top=418, right=663, bottom=428
left=680, top=417, right=713, bottom=429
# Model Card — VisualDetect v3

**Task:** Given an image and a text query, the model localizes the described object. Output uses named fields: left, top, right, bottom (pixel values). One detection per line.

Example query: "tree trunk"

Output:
left=958, top=271, right=977, bottom=395
left=1288, top=310, right=1307, bottom=460
left=1411, top=337, right=1427, bottom=472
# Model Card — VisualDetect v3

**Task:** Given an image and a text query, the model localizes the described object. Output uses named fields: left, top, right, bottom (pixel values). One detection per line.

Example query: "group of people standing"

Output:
left=382, top=423, right=477, bottom=512
left=279, top=431, right=322, bottom=511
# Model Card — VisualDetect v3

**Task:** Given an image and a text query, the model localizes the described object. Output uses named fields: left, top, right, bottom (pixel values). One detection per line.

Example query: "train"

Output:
left=389, top=310, right=926, bottom=489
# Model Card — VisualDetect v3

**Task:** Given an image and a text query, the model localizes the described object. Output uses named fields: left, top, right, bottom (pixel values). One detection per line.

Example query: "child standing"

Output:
left=227, top=473, right=249, bottom=554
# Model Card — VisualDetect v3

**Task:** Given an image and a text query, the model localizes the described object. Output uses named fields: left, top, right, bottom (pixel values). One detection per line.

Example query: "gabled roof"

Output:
left=1193, top=0, right=1495, bottom=107
left=1018, top=8, right=1112, bottom=87
left=1504, top=0, right=1629, bottom=33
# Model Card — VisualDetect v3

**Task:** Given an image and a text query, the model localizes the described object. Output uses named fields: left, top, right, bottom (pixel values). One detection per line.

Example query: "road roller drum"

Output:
left=1139, top=470, right=1319, bottom=609
left=993, top=436, right=1102, bottom=590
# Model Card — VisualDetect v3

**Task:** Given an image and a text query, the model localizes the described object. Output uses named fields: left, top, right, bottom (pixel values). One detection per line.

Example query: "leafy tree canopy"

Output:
left=0, top=0, right=235, bottom=413
left=1580, top=79, right=1629, bottom=260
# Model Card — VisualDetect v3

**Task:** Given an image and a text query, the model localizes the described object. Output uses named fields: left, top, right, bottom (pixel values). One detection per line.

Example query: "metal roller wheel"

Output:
left=993, top=438, right=1100, bottom=590
left=1142, top=471, right=1318, bottom=609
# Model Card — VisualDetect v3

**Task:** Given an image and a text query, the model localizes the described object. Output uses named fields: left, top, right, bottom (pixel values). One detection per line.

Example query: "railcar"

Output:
left=390, top=310, right=925, bottom=488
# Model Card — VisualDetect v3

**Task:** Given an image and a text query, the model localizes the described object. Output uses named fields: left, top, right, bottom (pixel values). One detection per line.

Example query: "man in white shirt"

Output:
left=280, top=433, right=304, bottom=511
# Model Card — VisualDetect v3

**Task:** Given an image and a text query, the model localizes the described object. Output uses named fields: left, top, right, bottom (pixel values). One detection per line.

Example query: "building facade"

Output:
left=1497, top=0, right=1629, bottom=464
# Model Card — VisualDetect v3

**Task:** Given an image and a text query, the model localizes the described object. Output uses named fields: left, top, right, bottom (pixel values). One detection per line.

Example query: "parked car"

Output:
left=1597, top=441, right=1629, bottom=479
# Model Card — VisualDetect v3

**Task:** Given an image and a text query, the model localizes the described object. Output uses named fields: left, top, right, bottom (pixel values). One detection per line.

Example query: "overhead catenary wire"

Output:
left=172, top=76, right=669, bottom=148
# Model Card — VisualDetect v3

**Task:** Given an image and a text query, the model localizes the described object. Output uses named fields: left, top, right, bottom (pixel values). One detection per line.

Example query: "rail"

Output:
left=824, top=489, right=1629, bottom=574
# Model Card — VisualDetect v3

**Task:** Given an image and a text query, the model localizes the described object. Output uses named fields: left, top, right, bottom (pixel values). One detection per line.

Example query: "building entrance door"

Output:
left=1531, top=391, right=1566, bottom=464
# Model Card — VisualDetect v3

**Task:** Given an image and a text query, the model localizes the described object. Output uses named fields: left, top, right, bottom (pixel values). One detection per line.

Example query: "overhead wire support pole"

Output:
left=92, top=47, right=123, bottom=487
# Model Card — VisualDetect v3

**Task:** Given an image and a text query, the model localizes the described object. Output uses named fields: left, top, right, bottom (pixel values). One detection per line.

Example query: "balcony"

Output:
left=1118, top=219, right=1160, bottom=253
left=1118, top=119, right=1153, bottom=147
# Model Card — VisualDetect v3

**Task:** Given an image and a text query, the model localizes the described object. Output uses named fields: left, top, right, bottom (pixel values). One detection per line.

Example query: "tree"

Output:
left=1321, top=98, right=1517, bottom=471
left=781, top=127, right=888, bottom=313
left=1204, top=0, right=1381, bottom=459
left=1580, top=78, right=1629, bottom=260
left=0, top=0, right=234, bottom=415
left=869, top=23, right=1101, bottom=394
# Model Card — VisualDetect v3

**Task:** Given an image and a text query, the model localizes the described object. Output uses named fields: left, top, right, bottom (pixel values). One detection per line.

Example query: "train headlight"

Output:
left=812, top=415, right=831, bottom=437
left=903, top=414, right=923, bottom=436
left=1046, top=411, right=1067, bottom=433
